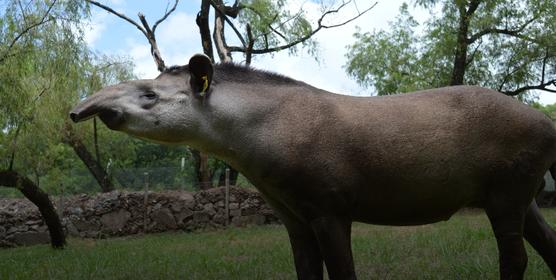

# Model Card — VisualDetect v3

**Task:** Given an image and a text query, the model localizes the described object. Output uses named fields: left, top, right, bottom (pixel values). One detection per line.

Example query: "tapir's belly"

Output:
left=349, top=176, right=484, bottom=226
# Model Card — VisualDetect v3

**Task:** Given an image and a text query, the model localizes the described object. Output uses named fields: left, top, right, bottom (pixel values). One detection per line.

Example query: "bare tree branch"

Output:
left=197, top=0, right=215, bottom=61
left=228, top=1, right=377, bottom=55
left=245, top=24, right=254, bottom=65
left=502, top=79, right=556, bottom=96
left=210, top=0, right=246, bottom=50
left=541, top=48, right=549, bottom=84
left=85, top=0, right=148, bottom=38
left=465, top=39, right=483, bottom=67
left=138, top=13, right=166, bottom=71
left=86, top=0, right=180, bottom=72
left=468, top=15, right=539, bottom=44
left=153, top=0, right=180, bottom=34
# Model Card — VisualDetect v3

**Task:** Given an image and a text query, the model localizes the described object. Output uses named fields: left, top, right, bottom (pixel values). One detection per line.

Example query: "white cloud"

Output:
left=157, top=11, right=200, bottom=67
left=83, top=11, right=109, bottom=47
left=125, top=39, right=159, bottom=79
left=158, top=12, right=197, bottom=45
left=537, top=91, right=556, bottom=105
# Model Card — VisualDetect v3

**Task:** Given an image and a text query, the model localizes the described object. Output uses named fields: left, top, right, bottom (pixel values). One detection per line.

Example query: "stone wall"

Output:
left=0, top=187, right=280, bottom=247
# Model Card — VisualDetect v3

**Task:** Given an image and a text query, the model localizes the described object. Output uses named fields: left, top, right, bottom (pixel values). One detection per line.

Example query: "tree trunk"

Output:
left=450, top=0, right=482, bottom=86
left=450, top=6, right=470, bottom=85
left=191, top=149, right=213, bottom=190
left=213, top=0, right=232, bottom=63
left=93, top=117, right=101, bottom=165
left=63, top=125, right=114, bottom=193
left=0, top=170, right=66, bottom=248
left=197, top=0, right=214, bottom=62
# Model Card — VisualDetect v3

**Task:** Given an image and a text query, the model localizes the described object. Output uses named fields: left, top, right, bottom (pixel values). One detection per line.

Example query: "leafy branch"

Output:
left=0, top=0, right=57, bottom=64
left=227, top=1, right=378, bottom=55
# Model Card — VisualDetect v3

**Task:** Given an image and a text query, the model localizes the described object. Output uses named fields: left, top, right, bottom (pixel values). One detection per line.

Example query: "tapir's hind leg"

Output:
left=485, top=206, right=528, bottom=280
left=484, top=177, right=533, bottom=280
left=523, top=200, right=556, bottom=276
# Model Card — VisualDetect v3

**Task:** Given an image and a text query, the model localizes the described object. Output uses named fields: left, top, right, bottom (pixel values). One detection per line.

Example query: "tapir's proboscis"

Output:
left=70, top=54, right=556, bottom=280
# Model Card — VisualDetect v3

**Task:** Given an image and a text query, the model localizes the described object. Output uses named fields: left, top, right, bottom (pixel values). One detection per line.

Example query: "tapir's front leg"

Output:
left=285, top=221, right=324, bottom=280
left=258, top=191, right=324, bottom=279
left=311, top=216, right=356, bottom=280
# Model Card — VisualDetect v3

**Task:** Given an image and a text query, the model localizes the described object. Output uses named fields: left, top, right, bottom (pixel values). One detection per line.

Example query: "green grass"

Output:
left=1, top=209, right=555, bottom=280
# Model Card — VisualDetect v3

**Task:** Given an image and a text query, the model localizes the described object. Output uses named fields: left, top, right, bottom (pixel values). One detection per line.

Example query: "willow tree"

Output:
left=345, top=1, right=556, bottom=97
left=0, top=0, right=133, bottom=246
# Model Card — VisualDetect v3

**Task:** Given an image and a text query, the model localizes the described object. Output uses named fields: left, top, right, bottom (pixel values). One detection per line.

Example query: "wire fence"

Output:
left=0, top=169, right=555, bottom=198
left=0, top=165, right=241, bottom=198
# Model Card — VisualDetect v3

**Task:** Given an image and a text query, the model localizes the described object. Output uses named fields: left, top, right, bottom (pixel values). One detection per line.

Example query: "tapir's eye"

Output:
left=142, top=91, right=158, bottom=100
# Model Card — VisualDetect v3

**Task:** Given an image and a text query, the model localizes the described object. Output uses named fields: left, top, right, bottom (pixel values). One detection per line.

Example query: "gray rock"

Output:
left=174, top=209, right=193, bottom=225
left=151, top=208, right=177, bottom=229
left=193, top=211, right=210, bottom=223
left=12, top=232, right=50, bottom=246
left=230, top=209, right=242, bottom=217
left=100, top=209, right=131, bottom=232
left=203, top=203, right=216, bottom=216
left=69, top=207, right=83, bottom=215
left=66, top=221, right=80, bottom=236
left=241, top=207, right=259, bottom=216
left=25, top=220, right=41, bottom=226
left=72, top=218, right=101, bottom=232
left=212, top=213, right=229, bottom=225
left=6, top=226, right=19, bottom=235
left=170, top=203, right=183, bottom=212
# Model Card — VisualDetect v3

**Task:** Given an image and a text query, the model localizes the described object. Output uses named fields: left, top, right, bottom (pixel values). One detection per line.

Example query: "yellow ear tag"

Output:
left=200, top=75, right=209, bottom=96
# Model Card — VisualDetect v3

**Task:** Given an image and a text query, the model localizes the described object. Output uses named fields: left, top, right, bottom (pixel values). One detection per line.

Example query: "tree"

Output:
left=0, top=0, right=135, bottom=245
left=86, top=0, right=375, bottom=188
left=0, top=0, right=91, bottom=248
left=345, top=1, right=556, bottom=97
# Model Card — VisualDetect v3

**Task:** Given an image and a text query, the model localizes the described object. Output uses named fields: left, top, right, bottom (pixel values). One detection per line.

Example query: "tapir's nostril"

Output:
left=69, top=112, right=79, bottom=123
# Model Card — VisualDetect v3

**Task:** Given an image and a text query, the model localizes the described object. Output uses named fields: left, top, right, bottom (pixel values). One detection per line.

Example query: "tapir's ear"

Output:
left=188, top=54, right=213, bottom=98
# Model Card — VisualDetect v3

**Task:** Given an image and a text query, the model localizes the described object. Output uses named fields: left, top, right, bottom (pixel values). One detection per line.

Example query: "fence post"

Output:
left=180, top=157, right=186, bottom=190
left=58, top=184, right=64, bottom=219
left=105, top=158, right=113, bottom=188
left=225, top=168, right=230, bottom=227
left=143, top=171, right=149, bottom=233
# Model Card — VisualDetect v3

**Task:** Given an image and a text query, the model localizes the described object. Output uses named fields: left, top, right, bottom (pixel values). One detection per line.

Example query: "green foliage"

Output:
left=532, top=102, right=556, bottom=123
left=345, top=4, right=433, bottom=95
left=345, top=0, right=556, bottom=97
left=0, top=0, right=141, bottom=195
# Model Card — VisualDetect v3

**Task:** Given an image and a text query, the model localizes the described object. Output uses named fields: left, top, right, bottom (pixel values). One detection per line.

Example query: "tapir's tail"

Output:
left=523, top=166, right=556, bottom=276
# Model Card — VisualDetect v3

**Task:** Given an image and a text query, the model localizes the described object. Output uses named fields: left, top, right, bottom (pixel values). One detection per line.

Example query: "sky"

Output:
left=84, top=0, right=556, bottom=105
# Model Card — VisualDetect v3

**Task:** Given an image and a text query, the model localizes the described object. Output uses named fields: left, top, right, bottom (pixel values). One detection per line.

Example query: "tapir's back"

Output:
left=261, top=85, right=556, bottom=224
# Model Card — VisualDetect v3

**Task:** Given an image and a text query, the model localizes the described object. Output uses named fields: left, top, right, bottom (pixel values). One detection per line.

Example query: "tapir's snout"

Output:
left=69, top=94, right=125, bottom=130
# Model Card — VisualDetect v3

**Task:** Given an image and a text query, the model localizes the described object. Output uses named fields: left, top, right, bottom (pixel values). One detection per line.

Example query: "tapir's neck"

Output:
left=191, top=81, right=286, bottom=156
left=189, top=80, right=327, bottom=178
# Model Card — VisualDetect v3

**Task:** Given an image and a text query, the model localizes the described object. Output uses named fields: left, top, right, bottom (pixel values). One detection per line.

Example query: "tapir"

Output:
left=70, top=54, right=556, bottom=280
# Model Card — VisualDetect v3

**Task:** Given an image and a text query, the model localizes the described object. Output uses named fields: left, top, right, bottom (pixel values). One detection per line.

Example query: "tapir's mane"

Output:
left=161, top=63, right=303, bottom=86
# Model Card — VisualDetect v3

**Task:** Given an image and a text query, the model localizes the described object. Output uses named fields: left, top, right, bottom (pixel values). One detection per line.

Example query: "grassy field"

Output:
left=1, top=209, right=555, bottom=280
